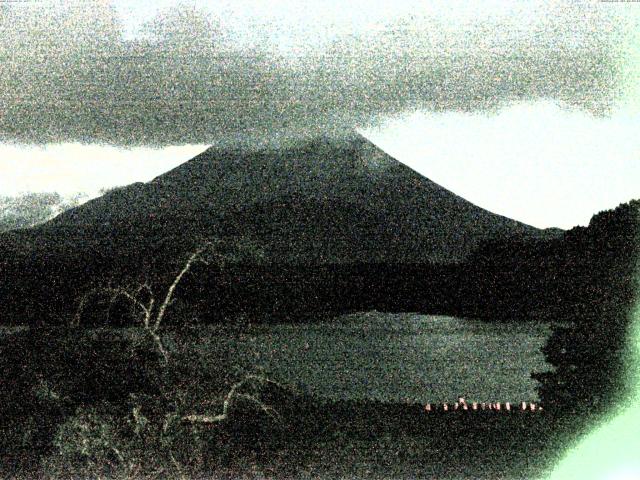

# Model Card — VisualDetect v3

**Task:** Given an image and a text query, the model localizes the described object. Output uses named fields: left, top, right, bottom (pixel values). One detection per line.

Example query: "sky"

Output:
left=0, top=1, right=639, bottom=229
left=364, top=102, right=640, bottom=229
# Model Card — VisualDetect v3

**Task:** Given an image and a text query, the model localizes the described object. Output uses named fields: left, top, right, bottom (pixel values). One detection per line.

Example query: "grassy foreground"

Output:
left=0, top=326, right=585, bottom=479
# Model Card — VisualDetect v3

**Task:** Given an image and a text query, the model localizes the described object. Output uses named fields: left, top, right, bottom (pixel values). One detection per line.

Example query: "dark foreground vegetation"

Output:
left=0, top=326, right=581, bottom=480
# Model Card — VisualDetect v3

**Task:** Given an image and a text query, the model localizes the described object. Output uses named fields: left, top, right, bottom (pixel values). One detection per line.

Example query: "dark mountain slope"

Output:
left=33, top=132, right=554, bottom=264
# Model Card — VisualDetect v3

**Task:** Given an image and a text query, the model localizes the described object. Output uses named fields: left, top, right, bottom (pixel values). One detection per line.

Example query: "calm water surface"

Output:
left=217, top=312, right=551, bottom=404
left=1, top=314, right=551, bottom=404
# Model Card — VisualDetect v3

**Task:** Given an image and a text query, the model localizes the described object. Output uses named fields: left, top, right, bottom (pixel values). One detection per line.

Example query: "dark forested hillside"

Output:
left=455, top=200, right=639, bottom=323
left=532, top=201, right=640, bottom=413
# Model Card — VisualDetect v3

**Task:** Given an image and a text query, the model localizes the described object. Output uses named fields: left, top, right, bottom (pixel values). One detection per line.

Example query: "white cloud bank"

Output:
left=0, top=143, right=207, bottom=197
left=364, top=102, right=640, bottom=229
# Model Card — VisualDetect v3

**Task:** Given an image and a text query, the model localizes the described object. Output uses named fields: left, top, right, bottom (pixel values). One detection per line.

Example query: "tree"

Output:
left=0, top=236, right=304, bottom=477
left=532, top=201, right=640, bottom=414
left=182, top=374, right=288, bottom=425
left=72, top=237, right=263, bottom=363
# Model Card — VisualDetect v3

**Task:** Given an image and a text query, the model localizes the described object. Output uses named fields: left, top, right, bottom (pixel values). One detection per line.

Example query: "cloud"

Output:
left=0, top=142, right=207, bottom=196
left=0, top=1, right=634, bottom=147
left=0, top=192, right=88, bottom=232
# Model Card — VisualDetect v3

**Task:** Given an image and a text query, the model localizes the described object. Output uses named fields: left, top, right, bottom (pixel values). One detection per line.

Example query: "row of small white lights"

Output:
left=424, top=397, right=542, bottom=412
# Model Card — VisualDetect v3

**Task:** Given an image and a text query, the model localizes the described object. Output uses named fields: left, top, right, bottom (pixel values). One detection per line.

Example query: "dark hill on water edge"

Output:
left=0, top=131, right=562, bottom=324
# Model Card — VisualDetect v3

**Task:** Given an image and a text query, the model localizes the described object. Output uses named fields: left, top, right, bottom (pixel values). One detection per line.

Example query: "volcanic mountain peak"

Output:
left=39, top=132, right=554, bottom=264
left=153, top=132, right=398, bottom=186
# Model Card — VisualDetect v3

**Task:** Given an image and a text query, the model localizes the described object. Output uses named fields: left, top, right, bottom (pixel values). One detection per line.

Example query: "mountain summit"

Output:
left=44, top=132, right=553, bottom=264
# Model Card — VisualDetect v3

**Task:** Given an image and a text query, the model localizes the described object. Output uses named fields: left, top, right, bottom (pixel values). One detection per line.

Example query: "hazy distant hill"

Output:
left=38, top=132, right=556, bottom=264
left=0, top=192, right=87, bottom=233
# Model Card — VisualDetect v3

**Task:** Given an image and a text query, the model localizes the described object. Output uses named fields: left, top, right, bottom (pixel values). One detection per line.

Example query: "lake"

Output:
left=0, top=314, right=551, bottom=404
left=207, top=312, right=552, bottom=404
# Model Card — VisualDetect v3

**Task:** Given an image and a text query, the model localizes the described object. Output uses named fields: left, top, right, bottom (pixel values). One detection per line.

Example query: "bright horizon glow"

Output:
left=364, top=101, right=640, bottom=230
left=0, top=143, right=208, bottom=198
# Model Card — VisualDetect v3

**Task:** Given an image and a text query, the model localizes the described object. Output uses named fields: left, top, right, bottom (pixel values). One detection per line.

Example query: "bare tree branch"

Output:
left=182, top=374, right=290, bottom=425
left=153, top=243, right=212, bottom=332
left=72, top=291, right=91, bottom=328
left=134, top=280, right=154, bottom=298
left=71, top=239, right=246, bottom=365
left=149, top=329, right=169, bottom=365
left=104, top=286, right=153, bottom=327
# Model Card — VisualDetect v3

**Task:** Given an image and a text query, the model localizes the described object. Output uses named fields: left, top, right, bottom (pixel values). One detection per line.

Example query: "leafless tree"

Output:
left=71, top=238, right=291, bottom=444
left=182, top=374, right=291, bottom=425
left=72, top=239, right=245, bottom=363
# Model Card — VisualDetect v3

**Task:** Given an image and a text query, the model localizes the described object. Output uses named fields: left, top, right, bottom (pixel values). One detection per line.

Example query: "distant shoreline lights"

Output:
left=424, top=397, right=542, bottom=413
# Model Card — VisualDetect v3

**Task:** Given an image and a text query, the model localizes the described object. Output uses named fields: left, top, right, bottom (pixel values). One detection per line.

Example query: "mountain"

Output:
left=0, top=132, right=563, bottom=324
left=32, top=132, right=556, bottom=264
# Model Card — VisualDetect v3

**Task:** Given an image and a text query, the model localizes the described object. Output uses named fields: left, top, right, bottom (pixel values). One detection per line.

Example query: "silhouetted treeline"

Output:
left=0, top=251, right=462, bottom=326
left=447, top=200, right=639, bottom=411
left=0, top=202, right=637, bottom=335
left=532, top=200, right=640, bottom=413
